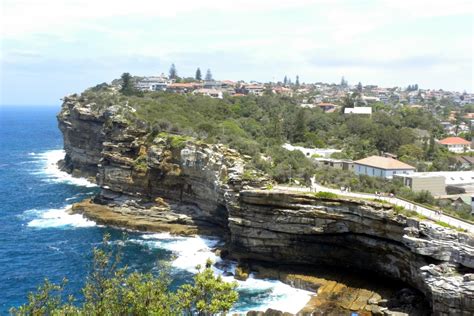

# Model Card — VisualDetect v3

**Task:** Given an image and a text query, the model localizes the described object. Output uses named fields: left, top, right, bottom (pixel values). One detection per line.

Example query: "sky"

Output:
left=0, top=0, right=473, bottom=105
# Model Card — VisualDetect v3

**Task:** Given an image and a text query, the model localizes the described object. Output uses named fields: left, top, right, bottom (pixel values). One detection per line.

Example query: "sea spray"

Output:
left=25, top=206, right=96, bottom=228
left=135, top=233, right=314, bottom=314
left=31, top=150, right=97, bottom=188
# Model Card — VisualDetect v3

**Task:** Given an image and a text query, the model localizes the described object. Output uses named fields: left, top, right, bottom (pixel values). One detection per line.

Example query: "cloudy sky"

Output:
left=1, top=0, right=473, bottom=105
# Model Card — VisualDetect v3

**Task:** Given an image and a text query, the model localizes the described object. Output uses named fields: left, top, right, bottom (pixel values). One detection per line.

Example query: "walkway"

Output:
left=275, top=180, right=474, bottom=234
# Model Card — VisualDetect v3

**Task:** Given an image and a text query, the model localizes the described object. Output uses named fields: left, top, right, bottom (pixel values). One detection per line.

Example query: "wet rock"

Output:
left=235, top=265, right=250, bottom=281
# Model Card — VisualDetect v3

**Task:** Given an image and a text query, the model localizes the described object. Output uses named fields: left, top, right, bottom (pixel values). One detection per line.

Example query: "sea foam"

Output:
left=31, top=149, right=97, bottom=187
left=26, top=205, right=96, bottom=228
left=136, top=233, right=313, bottom=314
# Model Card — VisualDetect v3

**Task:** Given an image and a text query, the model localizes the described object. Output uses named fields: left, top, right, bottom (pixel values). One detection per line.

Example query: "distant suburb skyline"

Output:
left=0, top=0, right=473, bottom=105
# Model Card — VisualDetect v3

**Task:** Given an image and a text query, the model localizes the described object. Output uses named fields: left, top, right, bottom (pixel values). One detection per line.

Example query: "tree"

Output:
left=11, top=234, right=238, bottom=315
left=205, top=69, right=213, bottom=81
left=340, top=76, right=348, bottom=87
left=340, top=93, right=355, bottom=114
left=292, top=109, right=307, bottom=143
left=120, top=72, right=134, bottom=95
left=177, top=259, right=238, bottom=314
left=295, top=75, right=300, bottom=87
left=195, top=67, right=202, bottom=81
left=169, top=63, right=177, bottom=79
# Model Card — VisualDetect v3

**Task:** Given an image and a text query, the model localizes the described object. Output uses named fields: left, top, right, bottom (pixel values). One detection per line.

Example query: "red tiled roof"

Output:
left=438, top=137, right=471, bottom=145
left=354, top=156, right=415, bottom=170
left=168, top=83, right=197, bottom=88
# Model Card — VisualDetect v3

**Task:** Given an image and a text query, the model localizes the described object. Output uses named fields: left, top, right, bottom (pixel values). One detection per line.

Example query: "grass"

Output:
left=313, top=191, right=339, bottom=199
left=393, top=205, right=428, bottom=220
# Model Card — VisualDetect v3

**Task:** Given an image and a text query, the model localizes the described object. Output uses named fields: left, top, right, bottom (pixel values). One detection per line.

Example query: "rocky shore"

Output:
left=58, top=94, right=474, bottom=315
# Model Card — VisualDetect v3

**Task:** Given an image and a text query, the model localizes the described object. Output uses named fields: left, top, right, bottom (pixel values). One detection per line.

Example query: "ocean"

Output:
left=0, top=105, right=312, bottom=314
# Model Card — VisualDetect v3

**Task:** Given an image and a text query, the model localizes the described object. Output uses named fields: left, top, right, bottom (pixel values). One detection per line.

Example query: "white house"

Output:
left=193, top=88, right=223, bottom=99
left=344, top=107, right=372, bottom=115
left=437, top=137, right=471, bottom=153
left=354, top=155, right=415, bottom=179
left=245, top=84, right=265, bottom=96
left=136, top=75, right=170, bottom=91
left=282, top=144, right=342, bottom=158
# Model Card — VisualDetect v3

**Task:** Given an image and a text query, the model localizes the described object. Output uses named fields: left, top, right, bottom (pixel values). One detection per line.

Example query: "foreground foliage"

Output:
left=11, top=234, right=238, bottom=315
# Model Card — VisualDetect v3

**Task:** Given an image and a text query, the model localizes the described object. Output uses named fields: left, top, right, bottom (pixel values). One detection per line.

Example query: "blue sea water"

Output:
left=0, top=105, right=312, bottom=315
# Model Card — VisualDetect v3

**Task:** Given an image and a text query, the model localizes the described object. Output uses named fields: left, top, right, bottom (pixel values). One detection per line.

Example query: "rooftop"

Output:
left=395, top=171, right=474, bottom=185
left=438, top=137, right=471, bottom=145
left=354, top=155, right=415, bottom=170
left=344, top=107, right=372, bottom=115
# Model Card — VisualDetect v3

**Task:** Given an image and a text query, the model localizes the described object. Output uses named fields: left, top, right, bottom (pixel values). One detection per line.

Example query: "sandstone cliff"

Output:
left=58, top=94, right=474, bottom=315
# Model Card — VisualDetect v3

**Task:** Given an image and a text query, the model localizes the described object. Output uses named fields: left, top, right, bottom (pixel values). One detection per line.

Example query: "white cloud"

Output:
left=0, top=0, right=472, bottom=104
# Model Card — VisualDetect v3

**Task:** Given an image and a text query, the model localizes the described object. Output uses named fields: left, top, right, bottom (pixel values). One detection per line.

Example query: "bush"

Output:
left=10, top=235, right=238, bottom=315
left=314, top=191, right=339, bottom=199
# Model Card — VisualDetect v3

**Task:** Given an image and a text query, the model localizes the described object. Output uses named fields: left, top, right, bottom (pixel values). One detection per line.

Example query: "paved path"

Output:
left=275, top=180, right=474, bottom=234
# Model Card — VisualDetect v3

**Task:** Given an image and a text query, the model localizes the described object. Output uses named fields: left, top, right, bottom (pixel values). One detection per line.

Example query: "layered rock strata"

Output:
left=58, top=94, right=474, bottom=315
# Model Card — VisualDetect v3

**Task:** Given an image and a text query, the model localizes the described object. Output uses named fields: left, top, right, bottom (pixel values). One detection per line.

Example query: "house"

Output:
left=453, top=156, right=474, bottom=170
left=282, top=144, right=342, bottom=158
left=437, top=137, right=471, bottom=153
left=314, top=158, right=354, bottom=171
left=464, top=113, right=474, bottom=120
left=316, top=102, right=339, bottom=113
left=193, top=88, right=223, bottom=99
left=203, top=80, right=222, bottom=89
left=166, top=83, right=199, bottom=93
left=273, top=86, right=293, bottom=96
left=136, top=75, right=170, bottom=91
left=245, top=84, right=265, bottom=96
left=353, top=155, right=415, bottom=179
left=344, top=107, right=372, bottom=115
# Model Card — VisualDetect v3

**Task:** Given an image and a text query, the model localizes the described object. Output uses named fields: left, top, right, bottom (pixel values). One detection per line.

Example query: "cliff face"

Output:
left=58, top=95, right=257, bottom=231
left=58, top=95, right=474, bottom=315
left=229, top=191, right=474, bottom=314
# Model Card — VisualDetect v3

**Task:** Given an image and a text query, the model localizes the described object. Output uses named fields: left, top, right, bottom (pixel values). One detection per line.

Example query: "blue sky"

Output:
left=0, top=0, right=473, bottom=105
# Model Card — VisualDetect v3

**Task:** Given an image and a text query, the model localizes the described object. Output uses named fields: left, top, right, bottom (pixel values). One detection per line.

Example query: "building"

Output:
left=354, top=155, right=415, bottom=179
left=437, top=137, right=471, bottom=153
left=193, top=88, right=223, bottom=99
left=394, top=173, right=446, bottom=196
left=395, top=171, right=474, bottom=196
left=136, top=75, right=170, bottom=91
left=245, top=84, right=265, bottom=96
left=344, top=107, right=372, bottom=115
left=203, top=80, right=222, bottom=89
left=316, top=103, right=339, bottom=113
left=166, top=83, right=199, bottom=93
left=453, top=156, right=474, bottom=170
left=272, top=86, right=293, bottom=96
left=282, top=144, right=342, bottom=158
left=314, top=158, right=354, bottom=171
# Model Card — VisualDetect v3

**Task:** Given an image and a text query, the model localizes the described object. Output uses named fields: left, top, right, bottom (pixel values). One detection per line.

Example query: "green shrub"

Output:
left=10, top=235, right=238, bottom=315
left=314, top=191, right=339, bottom=199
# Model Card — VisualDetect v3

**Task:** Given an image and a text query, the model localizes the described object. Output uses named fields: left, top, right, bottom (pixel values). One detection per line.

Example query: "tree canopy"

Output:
left=195, top=67, right=202, bottom=81
left=169, top=63, right=178, bottom=79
